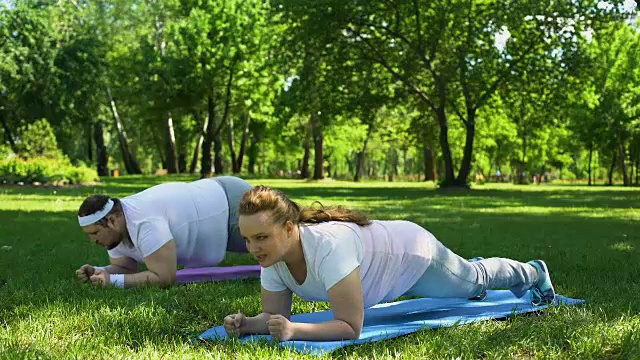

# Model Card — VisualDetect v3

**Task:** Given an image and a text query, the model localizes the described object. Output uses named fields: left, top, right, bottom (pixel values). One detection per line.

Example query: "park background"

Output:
left=1, top=0, right=640, bottom=359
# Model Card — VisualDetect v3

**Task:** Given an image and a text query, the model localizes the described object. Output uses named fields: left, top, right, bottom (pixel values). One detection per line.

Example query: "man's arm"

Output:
left=123, top=240, right=177, bottom=288
left=103, top=256, right=139, bottom=274
left=76, top=257, right=137, bottom=283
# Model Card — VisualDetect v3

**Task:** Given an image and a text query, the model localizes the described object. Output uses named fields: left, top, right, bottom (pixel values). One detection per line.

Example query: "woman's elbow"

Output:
left=344, top=332, right=360, bottom=340
left=345, top=325, right=362, bottom=340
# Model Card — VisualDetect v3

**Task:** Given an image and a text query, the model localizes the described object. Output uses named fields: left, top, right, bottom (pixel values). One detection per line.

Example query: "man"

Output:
left=75, top=176, right=253, bottom=288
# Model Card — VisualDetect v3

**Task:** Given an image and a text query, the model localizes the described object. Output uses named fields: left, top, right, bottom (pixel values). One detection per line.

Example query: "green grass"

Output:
left=1, top=175, right=639, bottom=359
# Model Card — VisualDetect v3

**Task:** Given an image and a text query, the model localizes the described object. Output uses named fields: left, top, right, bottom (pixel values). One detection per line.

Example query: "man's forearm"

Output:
left=123, top=270, right=172, bottom=288
left=102, top=264, right=137, bottom=274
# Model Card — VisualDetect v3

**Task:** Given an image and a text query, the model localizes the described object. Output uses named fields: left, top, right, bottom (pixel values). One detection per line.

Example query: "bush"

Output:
left=16, top=119, right=63, bottom=159
left=0, top=145, right=15, bottom=160
left=0, top=157, right=99, bottom=185
left=65, top=165, right=100, bottom=184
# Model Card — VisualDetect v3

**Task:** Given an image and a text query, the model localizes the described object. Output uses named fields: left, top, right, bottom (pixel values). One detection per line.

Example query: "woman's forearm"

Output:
left=239, top=313, right=272, bottom=335
left=292, top=320, right=360, bottom=341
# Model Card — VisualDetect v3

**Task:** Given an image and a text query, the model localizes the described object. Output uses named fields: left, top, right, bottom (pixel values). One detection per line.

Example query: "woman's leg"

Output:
left=404, top=238, right=552, bottom=302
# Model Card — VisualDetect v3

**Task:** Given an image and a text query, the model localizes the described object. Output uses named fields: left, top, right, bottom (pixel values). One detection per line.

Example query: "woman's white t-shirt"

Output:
left=260, top=220, right=435, bottom=308
left=107, top=179, right=229, bottom=267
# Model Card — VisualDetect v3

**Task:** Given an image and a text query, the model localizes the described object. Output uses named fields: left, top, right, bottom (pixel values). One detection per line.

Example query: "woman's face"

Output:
left=239, top=211, right=294, bottom=267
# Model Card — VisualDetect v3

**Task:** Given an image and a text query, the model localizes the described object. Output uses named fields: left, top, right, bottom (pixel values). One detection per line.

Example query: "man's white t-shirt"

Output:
left=107, top=179, right=229, bottom=267
left=260, top=220, right=435, bottom=308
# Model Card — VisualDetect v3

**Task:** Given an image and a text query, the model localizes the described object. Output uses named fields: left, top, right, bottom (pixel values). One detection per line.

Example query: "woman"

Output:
left=223, top=186, right=555, bottom=342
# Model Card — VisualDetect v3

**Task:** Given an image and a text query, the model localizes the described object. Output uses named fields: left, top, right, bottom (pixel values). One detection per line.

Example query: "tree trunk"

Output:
left=248, top=133, right=258, bottom=175
left=636, top=153, right=640, bottom=186
left=247, top=120, right=264, bottom=175
left=189, top=110, right=207, bottom=174
left=153, top=8, right=178, bottom=174
left=346, top=154, right=354, bottom=177
left=387, top=148, right=398, bottom=182
left=200, top=96, right=215, bottom=178
left=164, top=113, right=179, bottom=173
left=423, top=146, right=436, bottom=181
left=300, top=119, right=312, bottom=179
left=588, top=142, right=593, bottom=186
left=93, top=121, right=109, bottom=177
left=618, top=140, right=630, bottom=186
left=435, top=106, right=455, bottom=186
left=156, top=138, right=167, bottom=170
left=456, top=110, right=476, bottom=186
left=227, top=115, right=236, bottom=173
left=518, top=130, right=528, bottom=184
left=608, top=150, right=617, bottom=186
left=178, top=150, right=187, bottom=173
left=402, top=148, right=409, bottom=175
left=312, top=113, right=324, bottom=180
left=235, top=113, right=251, bottom=173
left=106, top=86, right=141, bottom=174
left=0, top=109, right=17, bottom=152
left=214, top=124, right=224, bottom=174
left=354, top=121, right=375, bottom=182
left=222, top=63, right=235, bottom=174
left=87, top=122, right=93, bottom=162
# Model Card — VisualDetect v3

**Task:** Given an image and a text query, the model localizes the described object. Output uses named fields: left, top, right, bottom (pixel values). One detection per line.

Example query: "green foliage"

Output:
left=16, top=119, right=62, bottom=159
left=0, top=0, right=638, bottom=186
left=0, top=156, right=99, bottom=185
left=0, top=145, right=15, bottom=160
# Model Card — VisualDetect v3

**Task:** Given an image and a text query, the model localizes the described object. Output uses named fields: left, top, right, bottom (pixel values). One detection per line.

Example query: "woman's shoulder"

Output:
left=302, top=221, right=361, bottom=247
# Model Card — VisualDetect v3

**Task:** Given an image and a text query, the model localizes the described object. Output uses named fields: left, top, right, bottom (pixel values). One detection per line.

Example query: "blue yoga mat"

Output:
left=200, top=290, right=584, bottom=355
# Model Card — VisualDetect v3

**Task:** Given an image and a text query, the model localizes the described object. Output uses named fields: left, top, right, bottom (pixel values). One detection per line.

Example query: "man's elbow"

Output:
left=157, top=273, right=176, bottom=288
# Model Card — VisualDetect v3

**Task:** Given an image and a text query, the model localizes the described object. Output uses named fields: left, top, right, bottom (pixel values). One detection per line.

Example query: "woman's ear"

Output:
left=285, top=220, right=295, bottom=235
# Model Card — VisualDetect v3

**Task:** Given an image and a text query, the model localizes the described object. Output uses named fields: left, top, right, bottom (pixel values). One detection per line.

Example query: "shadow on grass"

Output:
left=275, top=186, right=640, bottom=211
left=4, top=177, right=640, bottom=210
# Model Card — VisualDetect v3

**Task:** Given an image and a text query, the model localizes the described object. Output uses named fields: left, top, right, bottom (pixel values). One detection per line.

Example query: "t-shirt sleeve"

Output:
left=260, top=266, right=288, bottom=292
left=107, top=247, right=125, bottom=259
left=135, top=220, right=174, bottom=258
left=316, top=224, right=363, bottom=291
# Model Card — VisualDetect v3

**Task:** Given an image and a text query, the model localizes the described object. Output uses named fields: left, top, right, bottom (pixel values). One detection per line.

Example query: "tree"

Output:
left=277, top=0, right=631, bottom=186
left=571, top=22, right=640, bottom=186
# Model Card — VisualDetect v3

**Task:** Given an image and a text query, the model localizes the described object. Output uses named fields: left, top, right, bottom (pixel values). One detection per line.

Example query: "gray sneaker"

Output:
left=468, top=257, right=487, bottom=301
left=528, top=260, right=556, bottom=306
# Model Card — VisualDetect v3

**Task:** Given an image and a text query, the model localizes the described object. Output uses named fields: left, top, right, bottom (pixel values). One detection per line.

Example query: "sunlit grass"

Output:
left=0, top=175, right=639, bottom=359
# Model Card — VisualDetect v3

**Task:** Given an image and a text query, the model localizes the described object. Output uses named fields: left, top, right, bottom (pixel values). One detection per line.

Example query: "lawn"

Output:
left=0, top=175, right=639, bottom=359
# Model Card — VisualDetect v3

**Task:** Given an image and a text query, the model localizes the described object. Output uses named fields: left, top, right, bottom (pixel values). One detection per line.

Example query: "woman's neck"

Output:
left=284, top=224, right=307, bottom=285
left=283, top=224, right=305, bottom=267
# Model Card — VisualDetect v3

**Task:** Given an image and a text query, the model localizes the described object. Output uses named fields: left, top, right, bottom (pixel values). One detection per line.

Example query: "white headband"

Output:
left=78, top=199, right=114, bottom=227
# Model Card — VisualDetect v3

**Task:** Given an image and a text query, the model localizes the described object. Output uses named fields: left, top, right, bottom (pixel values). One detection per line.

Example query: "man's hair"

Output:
left=78, top=195, right=122, bottom=227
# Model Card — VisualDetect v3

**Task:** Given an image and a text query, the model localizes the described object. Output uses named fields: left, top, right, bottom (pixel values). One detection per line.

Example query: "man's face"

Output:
left=82, top=216, right=122, bottom=250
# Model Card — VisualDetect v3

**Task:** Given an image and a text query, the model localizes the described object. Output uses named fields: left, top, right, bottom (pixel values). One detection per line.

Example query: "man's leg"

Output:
left=212, top=176, right=253, bottom=253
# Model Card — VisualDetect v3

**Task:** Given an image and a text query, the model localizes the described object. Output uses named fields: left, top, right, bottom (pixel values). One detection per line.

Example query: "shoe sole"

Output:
left=532, top=260, right=556, bottom=305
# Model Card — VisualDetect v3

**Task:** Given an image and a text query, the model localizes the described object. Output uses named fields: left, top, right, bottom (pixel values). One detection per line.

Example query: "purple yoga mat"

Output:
left=175, top=265, right=261, bottom=283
